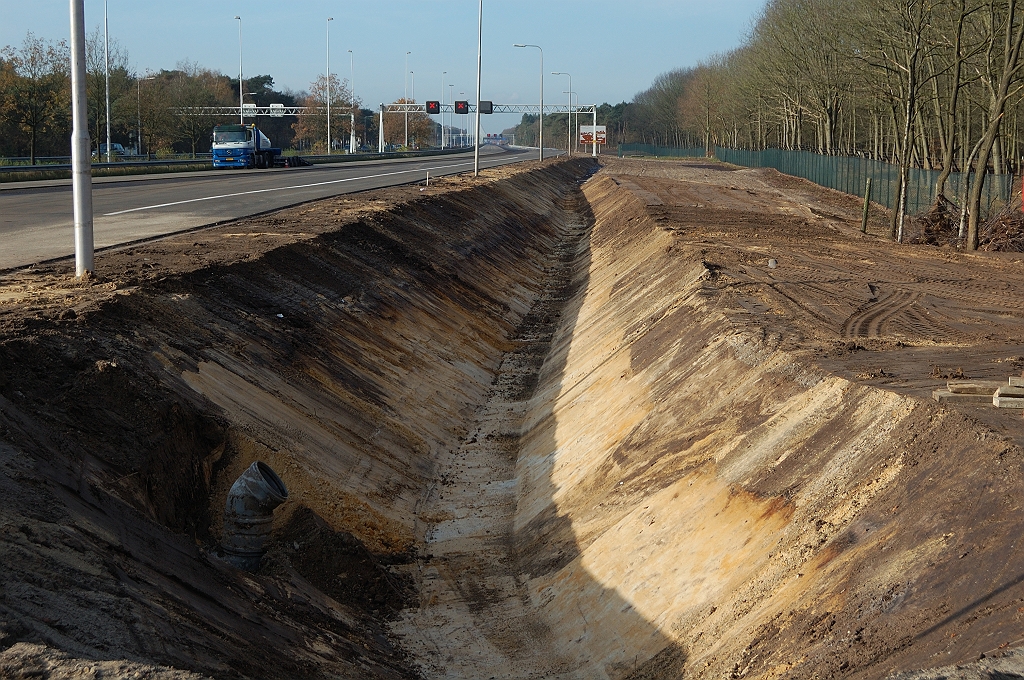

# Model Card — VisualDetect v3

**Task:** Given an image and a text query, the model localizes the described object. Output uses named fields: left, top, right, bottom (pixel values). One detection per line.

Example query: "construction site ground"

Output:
left=1, top=155, right=1023, bottom=679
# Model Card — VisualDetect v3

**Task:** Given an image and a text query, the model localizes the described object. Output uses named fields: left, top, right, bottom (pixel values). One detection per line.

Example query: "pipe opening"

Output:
left=221, top=460, right=289, bottom=571
left=255, top=461, right=288, bottom=501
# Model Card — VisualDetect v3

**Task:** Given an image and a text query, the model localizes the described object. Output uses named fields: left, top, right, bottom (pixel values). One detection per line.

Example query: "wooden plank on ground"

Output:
left=946, top=380, right=1002, bottom=395
left=933, top=390, right=993, bottom=404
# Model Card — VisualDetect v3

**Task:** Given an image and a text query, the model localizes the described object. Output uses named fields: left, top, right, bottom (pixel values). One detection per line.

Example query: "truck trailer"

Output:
left=211, top=124, right=282, bottom=169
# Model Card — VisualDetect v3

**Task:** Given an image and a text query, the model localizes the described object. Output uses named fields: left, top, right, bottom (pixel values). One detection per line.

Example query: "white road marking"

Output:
left=103, top=160, right=477, bottom=216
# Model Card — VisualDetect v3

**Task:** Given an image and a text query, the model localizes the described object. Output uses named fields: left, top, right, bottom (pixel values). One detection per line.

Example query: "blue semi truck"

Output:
left=211, top=124, right=282, bottom=169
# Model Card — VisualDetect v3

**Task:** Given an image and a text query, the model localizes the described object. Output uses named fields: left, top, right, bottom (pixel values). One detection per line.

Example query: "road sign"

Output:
left=426, top=100, right=440, bottom=114
left=242, top=103, right=257, bottom=117
left=455, top=100, right=469, bottom=114
left=479, top=100, right=493, bottom=114
left=269, top=103, right=285, bottom=118
left=579, top=125, right=606, bottom=144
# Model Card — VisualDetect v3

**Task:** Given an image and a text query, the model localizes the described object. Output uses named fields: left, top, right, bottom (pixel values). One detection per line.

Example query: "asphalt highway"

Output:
left=0, top=146, right=557, bottom=271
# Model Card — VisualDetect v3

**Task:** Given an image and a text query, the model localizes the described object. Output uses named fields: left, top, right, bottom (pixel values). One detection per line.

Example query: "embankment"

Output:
left=1, top=156, right=1022, bottom=679
left=439, top=168, right=1024, bottom=678
left=0, top=158, right=597, bottom=677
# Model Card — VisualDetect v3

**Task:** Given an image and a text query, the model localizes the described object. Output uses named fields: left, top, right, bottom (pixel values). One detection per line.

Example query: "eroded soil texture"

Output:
left=1, top=156, right=1024, bottom=679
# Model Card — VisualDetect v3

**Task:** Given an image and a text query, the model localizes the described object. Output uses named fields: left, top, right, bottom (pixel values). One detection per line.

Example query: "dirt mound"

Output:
left=0, top=642, right=207, bottom=679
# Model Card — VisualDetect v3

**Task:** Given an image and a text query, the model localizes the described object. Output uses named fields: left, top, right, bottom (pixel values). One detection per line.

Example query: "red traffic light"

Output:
left=455, top=100, right=469, bottom=114
left=426, top=100, right=440, bottom=114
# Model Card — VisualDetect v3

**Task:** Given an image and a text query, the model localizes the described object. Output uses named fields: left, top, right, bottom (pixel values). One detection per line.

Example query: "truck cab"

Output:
left=211, top=124, right=281, bottom=169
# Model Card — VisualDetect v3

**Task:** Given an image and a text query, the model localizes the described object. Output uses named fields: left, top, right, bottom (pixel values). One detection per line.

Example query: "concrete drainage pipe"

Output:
left=221, top=461, right=288, bottom=571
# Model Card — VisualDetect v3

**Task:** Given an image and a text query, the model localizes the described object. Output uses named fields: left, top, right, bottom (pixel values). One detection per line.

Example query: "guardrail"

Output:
left=0, top=153, right=213, bottom=165
left=0, top=158, right=214, bottom=174
left=0, top=147, right=476, bottom=174
left=300, top=146, right=474, bottom=164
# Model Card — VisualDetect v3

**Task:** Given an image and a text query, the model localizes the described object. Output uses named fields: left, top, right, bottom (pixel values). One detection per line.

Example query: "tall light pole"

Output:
left=326, top=17, right=333, bottom=155
left=513, top=43, right=543, bottom=161
left=474, top=0, right=483, bottom=175
left=71, top=0, right=93, bottom=277
left=137, top=74, right=154, bottom=157
left=234, top=16, right=242, bottom=124
left=552, top=72, right=571, bottom=156
left=349, top=49, right=355, bottom=153
left=104, top=0, right=111, bottom=162
left=409, top=71, right=415, bottom=148
left=460, top=91, right=465, bottom=146
left=440, top=71, right=447, bottom=149
left=565, top=90, right=578, bottom=154
left=404, top=51, right=411, bottom=148
left=450, top=85, right=455, bottom=144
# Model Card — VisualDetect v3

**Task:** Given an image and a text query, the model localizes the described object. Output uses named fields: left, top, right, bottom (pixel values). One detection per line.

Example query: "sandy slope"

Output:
left=2, top=155, right=1024, bottom=679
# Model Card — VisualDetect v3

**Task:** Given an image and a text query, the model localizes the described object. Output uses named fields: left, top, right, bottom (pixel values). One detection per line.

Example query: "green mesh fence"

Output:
left=618, top=144, right=1013, bottom=217
left=617, top=144, right=707, bottom=159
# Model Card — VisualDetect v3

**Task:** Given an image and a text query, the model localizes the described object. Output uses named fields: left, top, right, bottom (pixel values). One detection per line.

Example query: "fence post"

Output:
left=861, top=177, right=872, bottom=233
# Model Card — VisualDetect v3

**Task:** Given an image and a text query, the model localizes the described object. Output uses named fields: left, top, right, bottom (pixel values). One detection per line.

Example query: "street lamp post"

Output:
left=349, top=49, right=355, bottom=153
left=104, top=0, right=111, bottom=162
left=474, top=0, right=482, bottom=175
left=326, top=17, right=333, bottom=154
left=440, top=71, right=446, bottom=149
left=564, top=90, right=578, bottom=154
left=404, top=51, right=411, bottom=148
left=234, top=16, right=242, bottom=124
left=137, top=75, right=154, bottom=158
left=460, top=92, right=465, bottom=146
left=70, top=0, right=93, bottom=277
left=552, top=72, right=571, bottom=156
left=513, top=43, right=543, bottom=161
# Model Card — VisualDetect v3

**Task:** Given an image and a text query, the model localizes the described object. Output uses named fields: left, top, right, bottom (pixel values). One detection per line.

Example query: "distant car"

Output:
left=93, top=143, right=126, bottom=158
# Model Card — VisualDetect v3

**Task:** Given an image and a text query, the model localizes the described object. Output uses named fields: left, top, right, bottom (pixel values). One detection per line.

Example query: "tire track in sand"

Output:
left=841, top=289, right=921, bottom=339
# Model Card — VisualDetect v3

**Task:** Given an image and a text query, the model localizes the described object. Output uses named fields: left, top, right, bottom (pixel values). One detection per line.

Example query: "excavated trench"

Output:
left=2, top=157, right=1024, bottom=679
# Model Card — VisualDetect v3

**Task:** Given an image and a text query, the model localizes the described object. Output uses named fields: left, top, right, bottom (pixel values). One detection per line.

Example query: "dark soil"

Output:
left=266, top=506, right=416, bottom=616
left=0, top=157, right=596, bottom=679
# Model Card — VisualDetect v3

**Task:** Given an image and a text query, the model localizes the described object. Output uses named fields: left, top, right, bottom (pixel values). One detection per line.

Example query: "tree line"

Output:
left=496, top=0, right=1024, bottom=248
left=581, top=0, right=1024, bottom=249
left=0, top=30, right=396, bottom=162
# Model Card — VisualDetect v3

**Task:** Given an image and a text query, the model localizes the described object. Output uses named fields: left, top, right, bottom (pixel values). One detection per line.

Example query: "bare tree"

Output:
left=680, top=57, right=727, bottom=156
left=930, top=0, right=986, bottom=201
left=85, top=27, right=131, bottom=154
left=860, top=0, right=938, bottom=240
left=750, top=0, right=855, bottom=154
left=966, top=0, right=1024, bottom=249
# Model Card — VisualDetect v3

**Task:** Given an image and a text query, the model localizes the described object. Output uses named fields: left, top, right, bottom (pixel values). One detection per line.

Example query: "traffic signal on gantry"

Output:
left=426, top=101, right=440, bottom=114
left=454, top=100, right=469, bottom=114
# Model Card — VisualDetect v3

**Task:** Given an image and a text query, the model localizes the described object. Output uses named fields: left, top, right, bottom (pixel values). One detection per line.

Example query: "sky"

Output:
left=0, top=0, right=768, bottom=136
